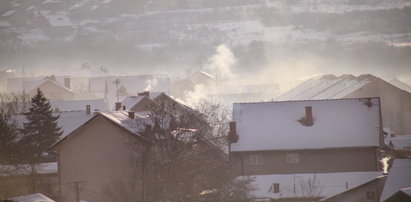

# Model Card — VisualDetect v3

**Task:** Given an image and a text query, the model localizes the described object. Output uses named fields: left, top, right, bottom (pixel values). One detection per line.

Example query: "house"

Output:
left=229, top=97, right=382, bottom=176
left=27, top=79, right=74, bottom=101
left=276, top=74, right=411, bottom=136
left=51, top=111, right=149, bottom=202
left=90, top=74, right=171, bottom=110
left=380, top=159, right=411, bottom=201
left=320, top=175, right=386, bottom=202
left=229, top=97, right=383, bottom=201
left=0, top=163, right=58, bottom=200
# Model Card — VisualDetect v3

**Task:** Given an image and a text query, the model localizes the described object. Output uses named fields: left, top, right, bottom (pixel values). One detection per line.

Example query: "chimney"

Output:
left=128, top=111, right=135, bottom=119
left=115, top=102, right=122, bottom=111
left=86, top=105, right=91, bottom=115
left=305, top=106, right=313, bottom=126
left=137, top=91, right=150, bottom=97
left=64, top=76, right=71, bottom=89
left=228, top=122, right=239, bottom=143
left=123, top=106, right=126, bottom=110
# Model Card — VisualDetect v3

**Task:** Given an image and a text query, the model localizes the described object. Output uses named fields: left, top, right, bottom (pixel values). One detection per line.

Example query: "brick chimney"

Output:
left=305, top=106, right=313, bottom=126
left=115, top=102, right=122, bottom=111
left=64, top=76, right=71, bottom=89
left=137, top=91, right=150, bottom=97
left=86, top=105, right=91, bottom=115
left=128, top=111, right=135, bottom=119
left=228, top=122, right=239, bottom=143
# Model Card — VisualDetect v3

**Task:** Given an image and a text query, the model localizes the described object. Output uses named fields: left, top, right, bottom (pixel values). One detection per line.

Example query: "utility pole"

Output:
left=75, top=181, right=80, bottom=202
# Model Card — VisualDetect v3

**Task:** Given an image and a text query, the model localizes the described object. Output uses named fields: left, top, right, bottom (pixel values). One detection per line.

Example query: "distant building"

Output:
left=276, top=74, right=411, bottom=136
left=27, top=79, right=74, bottom=101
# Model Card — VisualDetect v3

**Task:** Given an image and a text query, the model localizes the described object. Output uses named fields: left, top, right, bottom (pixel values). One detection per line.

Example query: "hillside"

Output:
left=0, top=0, right=410, bottom=73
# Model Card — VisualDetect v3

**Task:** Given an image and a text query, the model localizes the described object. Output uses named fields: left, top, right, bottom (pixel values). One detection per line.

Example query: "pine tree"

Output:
left=20, top=89, right=63, bottom=163
left=0, top=110, right=19, bottom=164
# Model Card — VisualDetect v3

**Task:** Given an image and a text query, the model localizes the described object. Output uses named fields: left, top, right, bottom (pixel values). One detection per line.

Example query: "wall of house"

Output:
left=230, top=147, right=380, bottom=176
left=323, top=176, right=386, bottom=202
left=57, top=116, right=144, bottom=202
left=346, top=79, right=411, bottom=136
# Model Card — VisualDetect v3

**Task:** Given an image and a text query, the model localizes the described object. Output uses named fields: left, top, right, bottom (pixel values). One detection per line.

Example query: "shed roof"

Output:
left=231, top=97, right=381, bottom=152
left=247, top=171, right=382, bottom=200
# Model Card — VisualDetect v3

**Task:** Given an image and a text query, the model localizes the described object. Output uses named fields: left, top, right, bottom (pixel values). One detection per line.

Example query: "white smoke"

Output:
left=183, top=44, right=237, bottom=106
left=204, top=44, right=236, bottom=81
left=144, top=78, right=158, bottom=91
left=184, top=84, right=209, bottom=107
left=381, top=157, right=390, bottom=174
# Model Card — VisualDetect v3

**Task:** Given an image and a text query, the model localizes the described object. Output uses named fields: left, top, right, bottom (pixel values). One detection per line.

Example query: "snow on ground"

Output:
left=247, top=171, right=382, bottom=199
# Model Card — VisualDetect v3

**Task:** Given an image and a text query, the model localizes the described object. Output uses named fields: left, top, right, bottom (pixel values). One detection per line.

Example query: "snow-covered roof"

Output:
left=9, top=193, right=55, bottom=202
left=27, top=79, right=73, bottom=94
left=39, top=11, right=73, bottom=27
left=275, top=74, right=375, bottom=101
left=0, top=162, right=57, bottom=177
left=386, top=136, right=411, bottom=150
left=50, top=99, right=107, bottom=112
left=247, top=171, right=382, bottom=200
left=13, top=111, right=94, bottom=138
left=320, top=175, right=386, bottom=201
left=389, top=78, right=411, bottom=93
left=231, top=97, right=381, bottom=152
left=100, top=111, right=152, bottom=135
left=1, top=10, right=16, bottom=17
left=380, top=159, right=411, bottom=201
left=121, top=96, right=146, bottom=110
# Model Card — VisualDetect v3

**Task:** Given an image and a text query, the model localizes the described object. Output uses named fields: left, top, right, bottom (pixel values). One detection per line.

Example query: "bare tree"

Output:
left=194, top=99, right=231, bottom=150
left=104, top=101, right=253, bottom=202
left=298, top=174, right=322, bottom=199
left=0, top=92, right=30, bottom=115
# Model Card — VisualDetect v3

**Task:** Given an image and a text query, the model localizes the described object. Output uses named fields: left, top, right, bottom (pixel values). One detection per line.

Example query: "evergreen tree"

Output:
left=0, top=110, right=19, bottom=164
left=20, top=89, right=63, bottom=163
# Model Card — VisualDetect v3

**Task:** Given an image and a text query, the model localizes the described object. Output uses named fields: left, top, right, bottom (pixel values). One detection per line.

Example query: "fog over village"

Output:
left=1, top=0, right=411, bottom=202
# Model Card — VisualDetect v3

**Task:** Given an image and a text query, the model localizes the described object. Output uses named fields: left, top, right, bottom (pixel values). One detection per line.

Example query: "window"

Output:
left=250, top=154, right=263, bottom=165
left=286, top=153, right=300, bottom=164
left=269, top=183, right=280, bottom=193
left=366, top=191, right=376, bottom=200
